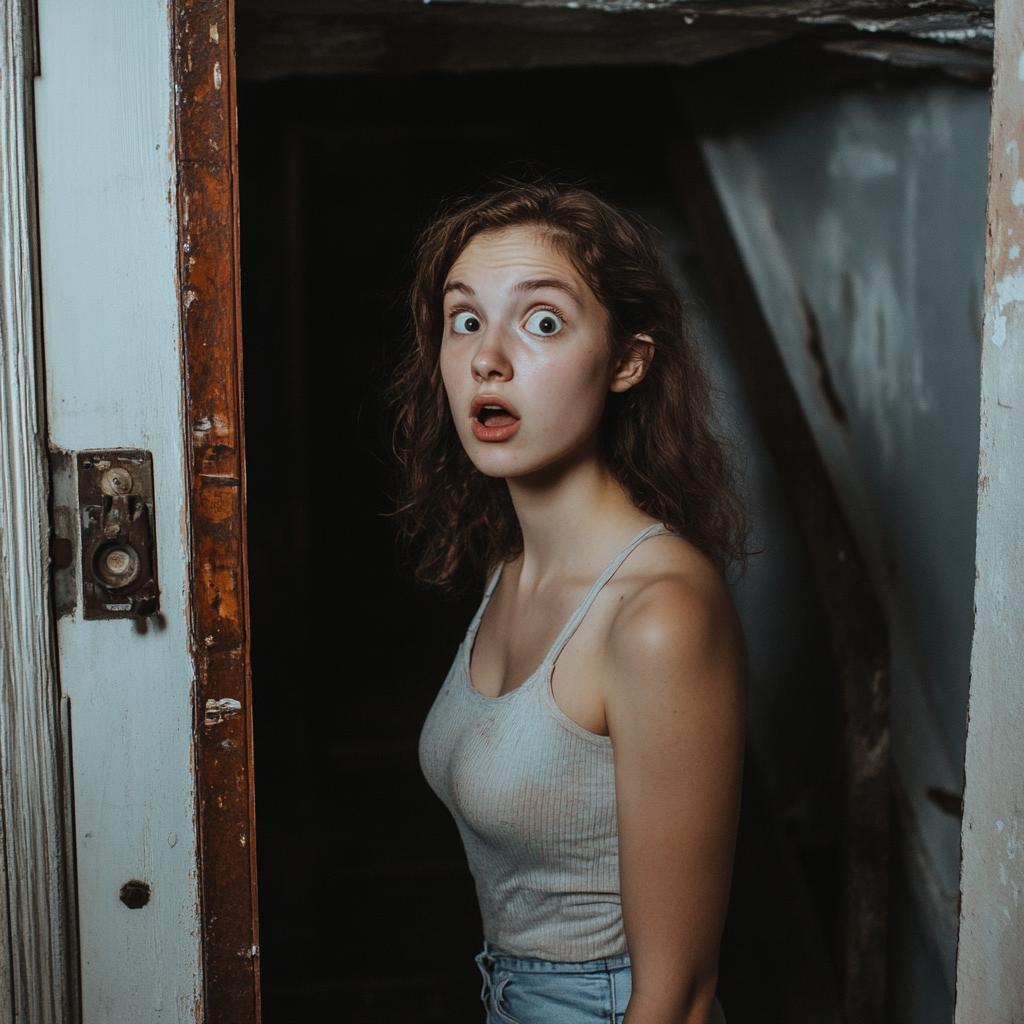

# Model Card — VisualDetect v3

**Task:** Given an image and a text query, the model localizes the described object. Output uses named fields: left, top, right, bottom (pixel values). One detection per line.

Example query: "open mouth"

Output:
left=470, top=397, right=521, bottom=442
left=477, top=405, right=518, bottom=429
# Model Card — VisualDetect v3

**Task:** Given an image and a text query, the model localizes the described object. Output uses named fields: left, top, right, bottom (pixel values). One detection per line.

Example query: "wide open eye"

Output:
left=452, top=311, right=482, bottom=334
left=524, top=310, right=563, bottom=336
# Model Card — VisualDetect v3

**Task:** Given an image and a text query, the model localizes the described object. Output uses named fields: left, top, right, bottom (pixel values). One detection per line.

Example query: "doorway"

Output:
left=239, top=60, right=845, bottom=1023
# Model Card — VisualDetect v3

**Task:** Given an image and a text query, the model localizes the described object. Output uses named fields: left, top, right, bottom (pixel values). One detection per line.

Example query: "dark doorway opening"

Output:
left=240, top=60, right=844, bottom=1024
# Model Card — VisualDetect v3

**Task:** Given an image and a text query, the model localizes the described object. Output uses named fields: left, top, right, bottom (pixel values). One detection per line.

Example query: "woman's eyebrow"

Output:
left=514, top=278, right=580, bottom=304
left=443, top=280, right=474, bottom=297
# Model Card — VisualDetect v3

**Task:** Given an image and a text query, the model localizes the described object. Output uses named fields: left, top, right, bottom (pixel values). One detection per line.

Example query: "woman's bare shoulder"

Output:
left=605, top=533, right=746, bottom=696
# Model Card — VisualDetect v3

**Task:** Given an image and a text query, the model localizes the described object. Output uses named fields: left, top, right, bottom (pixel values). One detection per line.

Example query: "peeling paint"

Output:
left=990, top=266, right=1024, bottom=347
left=204, top=698, right=241, bottom=726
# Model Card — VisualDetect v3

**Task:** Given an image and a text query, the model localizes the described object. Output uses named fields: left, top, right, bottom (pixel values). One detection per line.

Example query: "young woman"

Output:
left=392, top=182, right=748, bottom=1024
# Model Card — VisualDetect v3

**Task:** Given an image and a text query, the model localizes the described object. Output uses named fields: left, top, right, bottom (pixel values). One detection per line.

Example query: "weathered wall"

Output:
left=652, top=201, right=846, bottom=1020
left=956, top=0, right=1024, bottom=1015
left=693, top=79, right=989, bottom=1019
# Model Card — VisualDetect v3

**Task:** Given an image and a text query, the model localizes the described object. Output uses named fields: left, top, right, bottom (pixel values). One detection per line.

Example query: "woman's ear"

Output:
left=609, top=334, right=654, bottom=393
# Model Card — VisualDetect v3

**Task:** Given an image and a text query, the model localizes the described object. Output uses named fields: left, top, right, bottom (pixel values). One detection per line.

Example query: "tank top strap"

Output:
left=466, top=562, right=506, bottom=641
left=541, top=523, right=673, bottom=669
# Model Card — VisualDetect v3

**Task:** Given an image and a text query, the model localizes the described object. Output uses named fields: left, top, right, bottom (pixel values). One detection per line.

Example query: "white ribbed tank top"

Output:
left=419, top=524, right=672, bottom=962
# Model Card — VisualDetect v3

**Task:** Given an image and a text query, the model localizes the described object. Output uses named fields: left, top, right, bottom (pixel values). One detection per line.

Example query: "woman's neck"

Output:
left=505, top=446, right=653, bottom=588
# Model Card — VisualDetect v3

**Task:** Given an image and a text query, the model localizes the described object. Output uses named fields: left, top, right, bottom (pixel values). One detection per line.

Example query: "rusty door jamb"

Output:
left=172, top=0, right=261, bottom=1019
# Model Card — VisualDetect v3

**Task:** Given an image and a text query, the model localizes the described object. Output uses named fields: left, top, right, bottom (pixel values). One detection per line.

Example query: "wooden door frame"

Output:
left=173, top=0, right=261, bottom=1018
left=956, top=0, right=1024, bottom=1014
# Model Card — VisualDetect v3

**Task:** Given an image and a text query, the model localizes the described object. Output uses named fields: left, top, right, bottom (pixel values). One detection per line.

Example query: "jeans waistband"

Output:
left=478, top=940, right=631, bottom=974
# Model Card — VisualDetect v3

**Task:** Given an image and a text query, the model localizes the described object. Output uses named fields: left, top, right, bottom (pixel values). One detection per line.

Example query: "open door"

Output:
left=27, top=0, right=258, bottom=1018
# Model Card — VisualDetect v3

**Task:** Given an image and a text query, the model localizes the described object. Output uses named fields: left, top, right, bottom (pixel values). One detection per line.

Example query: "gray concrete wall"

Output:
left=693, top=79, right=990, bottom=1020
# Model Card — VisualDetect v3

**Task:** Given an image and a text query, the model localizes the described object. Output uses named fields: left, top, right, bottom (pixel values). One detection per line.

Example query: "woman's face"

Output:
left=440, top=225, right=637, bottom=481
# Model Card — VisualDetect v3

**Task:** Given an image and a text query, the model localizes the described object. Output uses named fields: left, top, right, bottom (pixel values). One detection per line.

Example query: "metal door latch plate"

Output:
left=78, top=449, right=160, bottom=620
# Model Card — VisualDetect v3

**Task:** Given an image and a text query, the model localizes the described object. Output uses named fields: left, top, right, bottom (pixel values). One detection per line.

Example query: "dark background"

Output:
left=239, top=57, right=849, bottom=1023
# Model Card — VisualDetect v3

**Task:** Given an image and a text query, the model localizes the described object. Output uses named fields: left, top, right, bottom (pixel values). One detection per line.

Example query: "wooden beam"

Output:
left=173, top=0, right=262, bottom=1019
left=670, top=123, right=890, bottom=1024
left=235, top=0, right=992, bottom=81
left=236, top=7, right=794, bottom=79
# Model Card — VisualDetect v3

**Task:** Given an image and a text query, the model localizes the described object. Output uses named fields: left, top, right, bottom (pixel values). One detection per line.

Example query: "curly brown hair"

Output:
left=389, top=180, right=749, bottom=593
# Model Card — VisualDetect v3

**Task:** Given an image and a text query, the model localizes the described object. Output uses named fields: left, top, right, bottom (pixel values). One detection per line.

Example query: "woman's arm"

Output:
left=606, top=565, right=747, bottom=1024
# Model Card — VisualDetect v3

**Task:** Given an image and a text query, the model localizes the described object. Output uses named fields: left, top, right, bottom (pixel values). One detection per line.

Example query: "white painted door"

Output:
left=33, top=0, right=202, bottom=1017
left=2, top=0, right=258, bottom=1020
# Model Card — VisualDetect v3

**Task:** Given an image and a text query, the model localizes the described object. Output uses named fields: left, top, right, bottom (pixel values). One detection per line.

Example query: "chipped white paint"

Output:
left=0, top=0, right=77, bottom=1018
left=956, top=3, right=1024, bottom=1017
left=33, top=0, right=201, bottom=1020
left=204, top=697, right=242, bottom=726
left=991, top=267, right=1024, bottom=346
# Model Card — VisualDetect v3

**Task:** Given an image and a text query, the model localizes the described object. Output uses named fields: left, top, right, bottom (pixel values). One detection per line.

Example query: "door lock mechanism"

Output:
left=78, top=450, right=159, bottom=620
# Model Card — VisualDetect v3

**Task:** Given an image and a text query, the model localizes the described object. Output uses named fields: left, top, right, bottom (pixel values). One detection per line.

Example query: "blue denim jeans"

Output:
left=475, top=942, right=729, bottom=1024
left=475, top=942, right=632, bottom=1024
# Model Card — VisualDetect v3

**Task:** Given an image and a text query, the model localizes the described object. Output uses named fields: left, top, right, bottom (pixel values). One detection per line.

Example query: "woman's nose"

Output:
left=471, top=328, right=513, bottom=381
